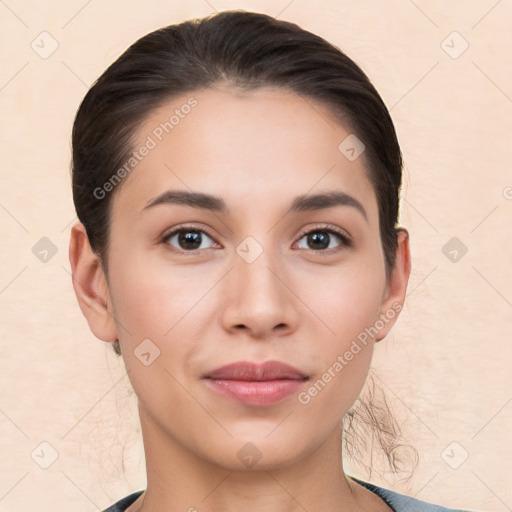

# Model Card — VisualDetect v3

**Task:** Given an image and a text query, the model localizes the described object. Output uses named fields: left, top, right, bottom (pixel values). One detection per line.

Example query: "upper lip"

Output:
left=204, top=360, right=308, bottom=381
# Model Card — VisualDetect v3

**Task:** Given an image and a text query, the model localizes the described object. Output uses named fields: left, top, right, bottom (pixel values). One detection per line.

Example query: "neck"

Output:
left=129, top=405, right=378, bottom=512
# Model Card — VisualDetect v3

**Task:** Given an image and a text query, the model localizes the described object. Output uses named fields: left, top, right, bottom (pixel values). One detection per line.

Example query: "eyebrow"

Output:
left=289, top=191, right=368, bottom=222
left=142, top=189, right=368, bottom=222
left=142, top=190, right=227, bottom=214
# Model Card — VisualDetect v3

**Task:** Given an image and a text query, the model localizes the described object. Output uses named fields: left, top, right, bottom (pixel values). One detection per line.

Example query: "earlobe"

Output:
left=68, top=222, right=118, bottom=342
left=375, top=228, right=411, bottom=342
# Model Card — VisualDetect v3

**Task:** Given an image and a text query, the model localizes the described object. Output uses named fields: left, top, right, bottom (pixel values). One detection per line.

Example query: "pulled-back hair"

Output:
left=70, top=10, right=416, bottom=481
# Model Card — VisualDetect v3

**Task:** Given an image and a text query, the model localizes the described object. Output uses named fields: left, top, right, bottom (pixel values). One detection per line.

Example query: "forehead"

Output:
left=111, top=86, right=378, bottom=224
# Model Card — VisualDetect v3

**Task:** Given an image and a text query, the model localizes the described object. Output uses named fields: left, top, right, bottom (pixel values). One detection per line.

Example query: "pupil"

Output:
left=179, top=230, right=201, bottom=249
left=309, top=232, right=329, bottom=250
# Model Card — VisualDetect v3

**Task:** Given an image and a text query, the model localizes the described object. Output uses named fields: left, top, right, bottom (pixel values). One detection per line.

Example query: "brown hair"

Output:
left=70, top=10, right=415, bottom=479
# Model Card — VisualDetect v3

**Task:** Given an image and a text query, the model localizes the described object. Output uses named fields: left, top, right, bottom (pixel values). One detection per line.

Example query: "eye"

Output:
left=162, top=225, right=220, bottom=253
left=295, top=225, right=352, bottom=253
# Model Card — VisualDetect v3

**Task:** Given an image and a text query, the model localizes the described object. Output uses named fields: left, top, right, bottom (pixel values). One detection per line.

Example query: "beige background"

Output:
left=1, top=0, right=511, bottom=510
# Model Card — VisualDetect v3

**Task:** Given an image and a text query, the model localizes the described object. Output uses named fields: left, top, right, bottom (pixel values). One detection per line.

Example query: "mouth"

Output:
left=202, top=360, right=309, bottom=406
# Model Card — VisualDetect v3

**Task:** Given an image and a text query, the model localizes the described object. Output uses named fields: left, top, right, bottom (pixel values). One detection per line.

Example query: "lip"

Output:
left=205, top=360, right=308, bottom=381
left=203, top=360, right=309, bottom=406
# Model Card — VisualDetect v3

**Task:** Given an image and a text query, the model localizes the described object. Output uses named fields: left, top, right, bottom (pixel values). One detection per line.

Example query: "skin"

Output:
left=69, top=85, right=410, bottom=512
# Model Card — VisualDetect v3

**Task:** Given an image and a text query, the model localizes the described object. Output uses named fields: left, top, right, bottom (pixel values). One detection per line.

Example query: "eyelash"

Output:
left=295, top=224, right=352, bottom=255
left=161, top=223, right=352, bottom=255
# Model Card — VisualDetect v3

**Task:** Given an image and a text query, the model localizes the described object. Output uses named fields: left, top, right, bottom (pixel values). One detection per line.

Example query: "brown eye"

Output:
left=163, top=227, right=218, bottom=252
left=296, top=227, right=352, bottom=253
left=305, top=231, right=330, bottom=250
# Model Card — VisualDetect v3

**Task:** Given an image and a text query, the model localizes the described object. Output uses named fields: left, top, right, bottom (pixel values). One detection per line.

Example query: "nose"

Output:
left=221, top=246, right=299, bottom=339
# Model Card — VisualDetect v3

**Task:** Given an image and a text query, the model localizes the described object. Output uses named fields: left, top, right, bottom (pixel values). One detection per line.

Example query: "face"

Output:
left=84, top=86, right=408, bottom=470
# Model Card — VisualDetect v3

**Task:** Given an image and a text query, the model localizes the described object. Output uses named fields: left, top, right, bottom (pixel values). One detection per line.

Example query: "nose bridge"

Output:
left=222, top=234, right=297, bottom=337
left=238, top=239, right=281, bottom=298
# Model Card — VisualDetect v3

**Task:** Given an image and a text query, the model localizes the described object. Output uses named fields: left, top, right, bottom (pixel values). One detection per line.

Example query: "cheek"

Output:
left=304, top=264, right=384, bottom=342
left=108, top=250, right=199, bottom=340
left=303, top=347, right=373, bottom=415
left=111, top=276, right=170, bottom=339
left=291, top=266, right=383, bottom=402
left=107, top=251, right=217, bottom=389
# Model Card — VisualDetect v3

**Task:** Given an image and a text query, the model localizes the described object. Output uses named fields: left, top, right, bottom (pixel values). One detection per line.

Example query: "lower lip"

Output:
left=204, top=378, right=307, bottom=406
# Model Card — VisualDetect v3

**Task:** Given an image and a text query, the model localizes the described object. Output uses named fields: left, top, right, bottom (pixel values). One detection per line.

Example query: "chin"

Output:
left=201, top=434, right=309, bottom=472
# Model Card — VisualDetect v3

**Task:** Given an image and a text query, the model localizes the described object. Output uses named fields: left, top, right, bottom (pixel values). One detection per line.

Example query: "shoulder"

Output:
left=101, top=490, right=145, bottom=512
left=349, top=475, right=478, bottom=512
left=101, top=482, right=480, bottom=512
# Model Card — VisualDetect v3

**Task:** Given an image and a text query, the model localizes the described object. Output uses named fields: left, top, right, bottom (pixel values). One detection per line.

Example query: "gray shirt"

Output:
left=102, top=476, right=477, bottom=512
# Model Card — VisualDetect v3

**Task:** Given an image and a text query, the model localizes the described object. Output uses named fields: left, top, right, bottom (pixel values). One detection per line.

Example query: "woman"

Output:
left=68, top=10, right=477, bottom=512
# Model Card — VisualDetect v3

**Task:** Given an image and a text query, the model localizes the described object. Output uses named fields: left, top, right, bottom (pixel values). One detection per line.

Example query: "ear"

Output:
left=375, top=228, right=411, bottom=342
left=68, top=221, right=118, bottom=342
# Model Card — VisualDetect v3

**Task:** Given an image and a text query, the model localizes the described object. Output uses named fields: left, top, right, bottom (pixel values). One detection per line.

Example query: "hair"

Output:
left=70, top=10, right=416, bottom=480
